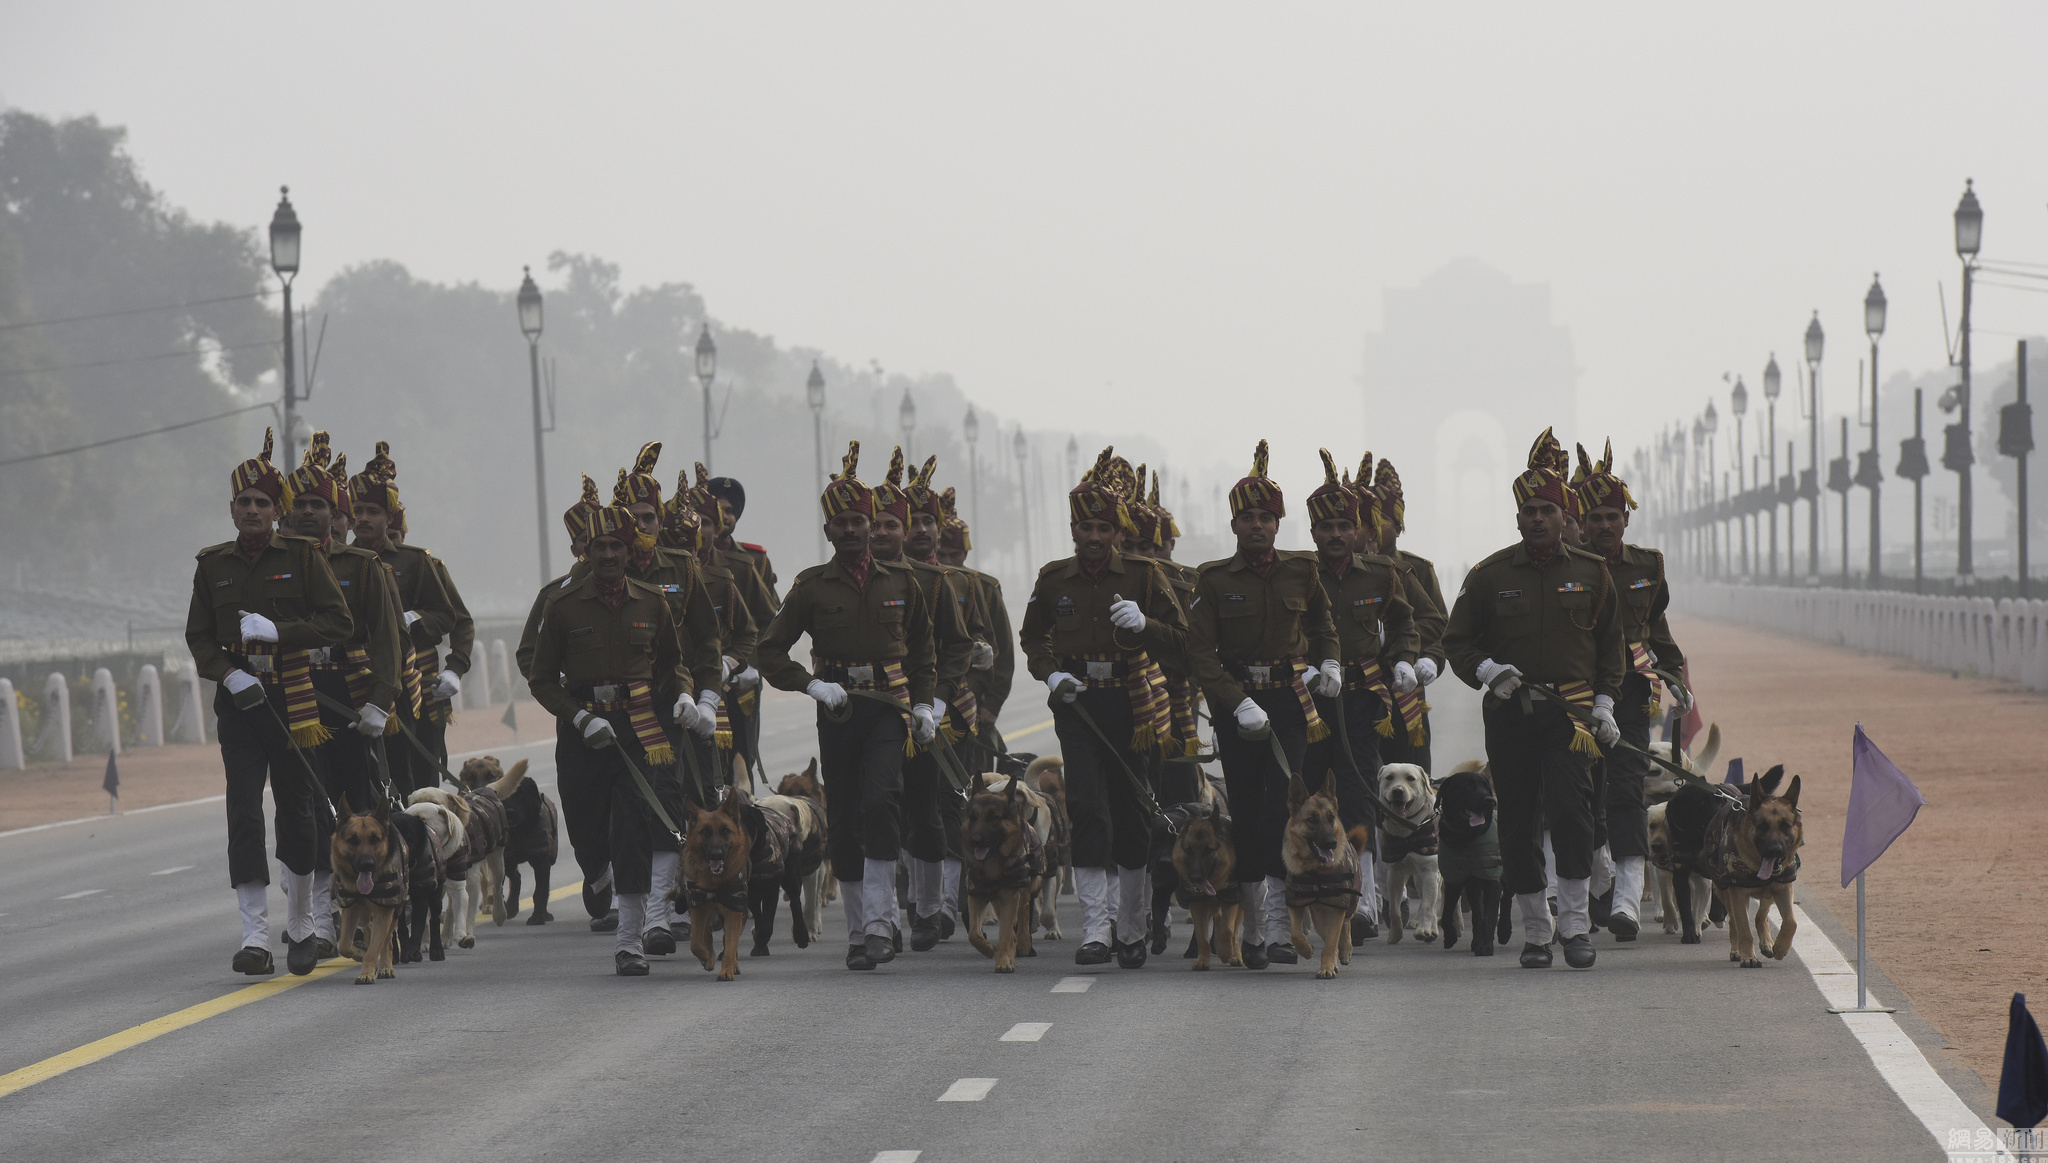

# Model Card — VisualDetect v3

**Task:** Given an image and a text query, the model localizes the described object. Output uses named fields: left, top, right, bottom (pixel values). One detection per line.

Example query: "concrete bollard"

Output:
left=490, top=639, right=514, bottom=702
left=0, top=678, right=23, bottom=770
left=463, top=651, right=492, bottom=710
left=38, top=672, right=73, bottom=763
left=91, top=667, right=122, bottom=756
left=136, top=664, right=164, bottom=748
left=169, top=663, right=208, bottom=745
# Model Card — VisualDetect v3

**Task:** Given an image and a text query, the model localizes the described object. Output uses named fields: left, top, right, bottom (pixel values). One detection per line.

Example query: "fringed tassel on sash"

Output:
left=1127, top=653, right=1174, bottom=752
left=1289, top=661, right=1330, bottom=743
left=278, top=650, right=329, bottom=747
left=1630, top=641, right=1664, bottom=719
left=713, top=696, right=734, bottom=750
left=1554, top=678, right=1602, bottom=757
left=576, top=680, right=673, bottom=764
left=942, top=688, right=980, bottom=745
left=1167, top=675, right=1200, bottom=756
left=1349, top=658, right=1401, bottom=739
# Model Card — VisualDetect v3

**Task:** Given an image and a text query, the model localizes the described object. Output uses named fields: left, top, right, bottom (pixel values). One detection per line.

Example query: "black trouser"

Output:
left=1378, top=706, right=1433, bottom=773
left=1485, top=697, right=1595, bottom=896
left=726, top=691, right=761, bottom=783
left=1304, top=688, right=1386, bottom=839
left=308, top=671, right=378, bottom=874
left=416, top=704, right=450, bottom=774
left=1214, top=686, right=1309, bottom=884
left=552, top=709, right=679, bottom=896
left=1051, top=687, right=1153, bottom=872
left=818, top=697, right=908, bottom=882
left=386, top=703, right=429, bottom=798
left=216, top=683, right=322, bottom=887
left=902, top=750, right=952, bottom=863
left=1603, top=672, right=1654, bottom=861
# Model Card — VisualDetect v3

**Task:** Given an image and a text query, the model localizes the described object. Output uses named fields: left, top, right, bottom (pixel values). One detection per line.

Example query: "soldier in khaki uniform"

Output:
left=282, top=435, right=405, bottom=957
left=1126, top=470, right=1205, bottom=812
left=1183, top=441, right=1340, bottom=969
left=1444, top=428, right=1625, bottom=970
left=415, top=548, right=471, bottom=770
left=936, top=484, right=1014, bottom=766
left=528, top=504, right=697, bottom=976
left=759, top=442, right=940, bottom=970
left=185, top=429, right=353, bottom=976
left=680, top=464, right=767, bottom=784
left=1021, top=447, right=1188, bottom=967
left=1578, top=441, right=1690, bottom=941
left=346, top=443, right=456, bottom=797
left=704, top=473, right=781, bottom=607
left=1365, top=456, right=1449, bottom=773
left=1300, top=451, right=1419, bottom=942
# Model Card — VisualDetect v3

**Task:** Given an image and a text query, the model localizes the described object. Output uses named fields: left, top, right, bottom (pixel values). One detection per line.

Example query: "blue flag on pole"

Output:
left=102, top=749, right=120, bottom=798
left=1999, top=992, right=2048, bottom=1128
left=1841, top=724, right=1925, bottom=888
left=1723, top=757, right=1744, bottom=785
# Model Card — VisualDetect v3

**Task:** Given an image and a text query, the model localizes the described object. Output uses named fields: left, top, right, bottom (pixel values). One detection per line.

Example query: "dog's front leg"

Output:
left=965, top=893, right=997, bottom=959
left=1016, top=879, right=1039, bottom=960
left=1220, top=904, right=1244, bottom=966
left=992, top=888, right=1019, bottom=972
left=1313, top=907, right=1343, bottom=979
left=487, top=852, right=507, bottom=926
left=1384, top=867, right=1407, bottom=944
left=1190, top=903, right=1213, bottom=970
left=1752, top=890, right=1777, bottom=961
left=1768, top=885, right=1796, bottom=960
left=427, top=888, right=445, bottom=961
left=456, top=871, right=479, bottom=948
left=1472, top=881, right=1500, bottom=957
left=1415, top=866, right=1443, bottom=943
left=358, top=907, right=392, bottom=983
left=1289, top=904, right=1314, bottom=960
left=690, top=904, right=716, bottom=971
left=720, top=908, right=743, bottom=980
left=529, top=862, right=552, bottom=925
left=1675, top=875, right=1701, bottom=944
left=1440, top=881, right=1463, bottom=949
left=339, top=902, right=366, bottom=961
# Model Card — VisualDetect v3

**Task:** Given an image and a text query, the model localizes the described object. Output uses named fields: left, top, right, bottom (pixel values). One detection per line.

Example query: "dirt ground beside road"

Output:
left=1669, top=612, right=2048, bottom=1088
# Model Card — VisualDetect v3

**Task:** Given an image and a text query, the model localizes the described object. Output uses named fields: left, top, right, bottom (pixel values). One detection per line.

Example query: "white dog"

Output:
left=1377, top=763, right=1442, bottom=944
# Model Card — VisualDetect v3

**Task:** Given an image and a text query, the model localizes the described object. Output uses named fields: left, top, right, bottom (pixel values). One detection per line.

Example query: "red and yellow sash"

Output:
left=1629, top=641, right=1664, bottom=719
left=1554, top=678, right=1602, bottom=757
left=1237, top=659, right=1329, bottom=744
left=245, top=649, right=328, bottom=748
left=578, top=680, right=674, bottom=765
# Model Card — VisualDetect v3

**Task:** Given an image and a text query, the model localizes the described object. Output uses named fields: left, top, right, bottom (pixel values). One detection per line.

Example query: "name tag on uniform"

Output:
left=1056, top=596, right=1076, bottom=616
left=338, top=580, right=351, bottom=587
left=1224, top=593, right=1246, bottom=602
left=1629, top=578, right=1656, bottom=589
left=1557, top=582, right=1588, bottom=593
left=1496, top=589, right=1522, bottom=599
left=823, top=604, right=846, bottom=614
left=214, top=579, right=234, bottom=588
left=569, top=626, right=595, bottom=638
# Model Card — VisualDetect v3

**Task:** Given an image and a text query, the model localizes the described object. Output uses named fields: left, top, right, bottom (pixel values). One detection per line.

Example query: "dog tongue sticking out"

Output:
left=1466, top=810, right=1487, bottom=828
left=971, top=846, right=991, bottom=861
left=1757, top=857, right=1776, bottom=881
left=709, top=859, right=725, bottom=876
left=356, top=871, right=374, bottom=895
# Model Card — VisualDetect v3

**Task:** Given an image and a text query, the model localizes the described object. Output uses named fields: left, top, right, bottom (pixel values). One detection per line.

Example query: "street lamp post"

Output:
left=695, top=324, right=718, bottom=472
left=1863, top=275, right=1888, bottom=584
left=1013, top=429, right=1033, bottom=571
left=517, top=267, right=549, bottom=584
left=1731, top=377, right=1749, bottom=576
left=1900, top=389, right=1929, bottom=592
left=1952, top=180, right=1983, bottom=583
left=1691, top=418, right=1706, bottom=576
left=962, top=406, right=981, bottom=534
left=1764, top=354, right=1781, bottom=580
left=1830, top=416, right=1853, bottom=584
left=898, top=389, right=917, bottom=461
left=1703, top=400, right=1720, bottom=578
left=807, top=361, right=826, bottom=561
left=268, top=187, right=302, bottom=468
left=1805, top=313, right=1825, bottom=582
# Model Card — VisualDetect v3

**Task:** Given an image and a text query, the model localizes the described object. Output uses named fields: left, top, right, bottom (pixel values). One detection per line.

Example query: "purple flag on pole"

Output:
left=1724, top=757, right=1744, bottom=785
left=103, top=749, right=120, bottom=798
left=1841, top=724, right=1925, bottom=888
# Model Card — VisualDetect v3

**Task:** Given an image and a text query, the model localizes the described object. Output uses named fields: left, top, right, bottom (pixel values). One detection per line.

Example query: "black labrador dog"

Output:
left=500, top=778, right=559, bottom=925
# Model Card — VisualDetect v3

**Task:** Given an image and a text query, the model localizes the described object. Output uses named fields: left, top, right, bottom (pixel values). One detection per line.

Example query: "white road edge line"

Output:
left=1051, top=976, right=1092, bottom=993
left=56, top=889, right=105, bottom=900
left=1001, top=1022, right=1050, bottom=1042
left=869, top=1153, right=922, bottom=1163
left=150, top=865, right=195, bottom=876
left=937, top=1078, right=997, bottom=1102
left=0, top=739, right=551, bottom=843
left=1791, top=903, right=2016, bottom=1160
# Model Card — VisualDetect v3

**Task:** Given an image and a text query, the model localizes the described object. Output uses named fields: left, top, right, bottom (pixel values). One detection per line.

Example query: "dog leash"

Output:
left=1514, top=679, right=1709, bottom=787
left=312, top=688, right=461, bottom=791
left=826, top=688, right=978, bottom=792
left=1046, top=683, right=1163, bottom=819
left=247, top=690, right=337, bottom=829
left=1323, top=688, right=1414, bottom=825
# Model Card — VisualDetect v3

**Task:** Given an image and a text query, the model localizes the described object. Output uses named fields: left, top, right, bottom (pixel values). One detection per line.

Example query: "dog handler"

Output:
left=1363, top=455, right=1449, bottom=775
left=758, top=442, right=940, bottom=971
left=528, top=504, right=699, bottom=976
left=1020, top=447, right=1189, bottom=968
left=1577, top=440, right=1690, bottom=942
left=1183, top=441, right=1340, bottom=969
left=185, top=428, right=354, bottom=976
left=1444, top=428, right=1626, bottom=970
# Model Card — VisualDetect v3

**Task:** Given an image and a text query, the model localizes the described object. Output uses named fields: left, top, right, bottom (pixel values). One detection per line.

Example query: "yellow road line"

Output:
left=1, top=878, right=589, bottom=1100
left=1005, top=716, right=1055, bottom=741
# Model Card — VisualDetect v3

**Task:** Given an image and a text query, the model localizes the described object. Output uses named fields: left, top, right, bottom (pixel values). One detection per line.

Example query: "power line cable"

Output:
left=0, top=400, right=273, bottom=469
left=0, top=338, right=277, bottom=381
left=0, top=290, right=270, bottom=333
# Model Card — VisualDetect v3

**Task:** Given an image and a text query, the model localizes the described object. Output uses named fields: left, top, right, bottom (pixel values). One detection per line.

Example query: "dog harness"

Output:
left=333, top=830, right=410, bottom=911
left=1285, top=865, right=1362, bottom=911
left=965, top=825, right=1046, bottom=896
left=1173, top=878, right=1243, bottom=909
left=683, top=874, right=750, bottom=913
left=1380, top=812, right=1439, bottom=860
left=1434, top=819, right=1501, bottom=885
left=1693, top=800, right=1801, bottom=888
left=444, top=788, right=508, bottom=882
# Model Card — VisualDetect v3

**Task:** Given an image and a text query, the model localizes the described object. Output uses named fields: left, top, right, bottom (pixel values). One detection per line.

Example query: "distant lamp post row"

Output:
left=517, top=267, right=550, bottom=584
left=267, top=188, right=304, bottom=468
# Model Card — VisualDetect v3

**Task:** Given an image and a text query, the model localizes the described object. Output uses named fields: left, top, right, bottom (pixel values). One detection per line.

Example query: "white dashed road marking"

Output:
left=150, top=866, right=194, bottom=876
left=937, top=1078, right=997, bottom=1102
left=1051, top=976, right=1092, bottom=993
left=1000, top=1022, right=1050, bottom=1042
left=56, top=889, right=105, bottom=900
left=869, top=1153, right=922, bottom=1163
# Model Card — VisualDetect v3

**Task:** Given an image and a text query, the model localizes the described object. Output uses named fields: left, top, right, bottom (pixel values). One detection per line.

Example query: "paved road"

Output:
left=0, top=678, right=1985, bottom=1161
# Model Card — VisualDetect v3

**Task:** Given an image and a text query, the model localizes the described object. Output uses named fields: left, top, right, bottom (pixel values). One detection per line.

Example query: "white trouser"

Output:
left=1074, top=866, right=1114, bottom=946
left=841, top=879, right=868, bottom=944
left=1240, top=877, right=1268, bottom=947
left=1115, top=865, right=1150, bottom=946
left=862, top=859, right=897, bottom=939
left=1611, top=856, right=1645, bottom=923
left=1357, top=857, right=1378, bottom=919
left=1516, top=891, right=1555, bottom=946
left=1263, top=875, right=1291, bottom=947
left=941, top=858, right=963, bottom=923
left=1591, top=843, right=1616, bottom=899
left=279, top=862, right=314, bottom=943
left=647, top=850, right=680, bottom=932
left=615, top=893, right=648, bottom=955
left=1542, top=832, right=1558, bottom=898
left=235, top=881, right=269, bottom=948
left=911, top=858, right=943, bottom=919
left=311, top=874, right=334, bottom=941
left=1555, top=876, right=1591, bottom=940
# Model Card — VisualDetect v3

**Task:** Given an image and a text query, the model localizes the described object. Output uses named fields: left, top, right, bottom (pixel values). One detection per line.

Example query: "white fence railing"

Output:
left=1678, top=584, right=2048, bottom=692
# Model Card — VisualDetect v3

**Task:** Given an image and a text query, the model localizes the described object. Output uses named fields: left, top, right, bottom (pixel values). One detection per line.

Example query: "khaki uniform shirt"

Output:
left=526, top=575, right=689, bottom=719
left=1317, top=553, right=1420, bottom=666
left=960, top=568, right=1017, bottom=719
left=516, top=573, right=574, bottom=682
left=698, top=552, right=760, bottom=670
left=1608, top=543, right=1684, bottom=672
left=758, top=556, right=938, bottom=708
left=1018, top=551, right=1188, bottom=683
left=425, top=555, right=474, bottom=676
left=325, top=540, right=406, bottom=711
left=185, top=532, right=353, bottom=683
left=568, top=547, right=724, bottom=695
left=1444, top=542, right=1625, bottom=700
left=359, top=539, right=456, bottom=659
left=1392, top=549, right=1448, bottom=670
left=723, top=539, right=780, bottom=609
left=1184, top=550, right=1340, bottom=711
left=899, top=558, right=979, bottom=706
left=712, top=543, right=780, bottom=639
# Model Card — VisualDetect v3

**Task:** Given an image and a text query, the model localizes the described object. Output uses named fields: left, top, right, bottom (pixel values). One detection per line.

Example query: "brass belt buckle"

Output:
left=1245, top=665, right=1272, bottom=685
left=1085, top=660, right=1115, bottom=682
left=592, top=683, right=619, bottom=702
left=845, top=664, right=874, bottom=685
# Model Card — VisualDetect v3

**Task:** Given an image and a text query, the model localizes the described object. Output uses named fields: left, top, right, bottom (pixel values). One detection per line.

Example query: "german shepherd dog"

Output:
left=331, top=795, right=408, bottom=984
left=725, top=777, right=803, bottom=957
left=1028, top=756, right=1071, bottom=941
left=960, top=779, right=1045, bottom=972
left=496, top=773, right=559, bottom=926
left=386, top=806, right=446, bottom=963
left=1433, top=763, right=1502, bottom=957
left=762, top=759, right=831, bottom=949
left=776, top=763, right=837, bottom=919
left=1283, top=770, right=1366, bottom=979
left=1148, top=773, right=1226, bottom=956
left=1170, top=800, right=1240, bottom=970
left=1668, top=766, right=1802, bottom=967
left=681, top=789, right=752, bottom=981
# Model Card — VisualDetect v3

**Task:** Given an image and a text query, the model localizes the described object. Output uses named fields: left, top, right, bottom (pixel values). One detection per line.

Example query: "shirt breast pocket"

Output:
left=1495, top=596, right=1533, bottom=619
left=1558, top=592, right=1593, bottom=613
left=567, top=626, right=603, bottom=653
left=262, top=579, right=305, bottom=620
left=878, top=604, right=907, bottom=640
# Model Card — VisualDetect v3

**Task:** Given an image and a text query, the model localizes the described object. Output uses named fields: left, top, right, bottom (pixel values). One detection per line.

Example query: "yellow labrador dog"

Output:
left=1377, top=763, right=1441, bottom=945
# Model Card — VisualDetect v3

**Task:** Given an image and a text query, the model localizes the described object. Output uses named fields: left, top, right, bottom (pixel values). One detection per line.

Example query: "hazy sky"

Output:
left=6, top=2, right=2047, bottom=503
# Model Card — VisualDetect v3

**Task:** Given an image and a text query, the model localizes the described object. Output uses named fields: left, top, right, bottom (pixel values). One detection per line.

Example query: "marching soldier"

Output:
left=1366, top=456, right=1449, bottom=773
left=347, top=442, right=456, bottom=796
left=1299, top=451, right=1418, bottom=943
left=185, top=428, right=353, bottom=976
left=1578, top=440, right=1690, bottom=942
left=1126, top=470, right=1205, bottom=810
left=415, top=543, right=473, bottom=771
left=282, top=435, right=405, bottom=958
left=1183, top=441, right=1340, bottom=969
left=703, top=473, right=780, bottom=606
left=1020, top=447, right=1188, bottom=968
left=682, top=465, right=771, bottom=784
left=1444, top=428, right=1625, bottom=970
left=528, top=504, right=700, bottom=975
left=936, top=484, right=1013, bottom=772
left=757, top=442, right=940, bottom=971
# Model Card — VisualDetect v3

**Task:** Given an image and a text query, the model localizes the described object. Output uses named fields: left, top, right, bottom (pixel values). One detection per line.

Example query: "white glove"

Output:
left=1392, top=661, right=1419, bottom=694
left=237, top=611, right=278, bottom=643
left=806, top=679, right=847, bottom=710
left=1644, top=646, right=1659, bottom=666
left=969, top=641, right=996, bottom=670
left=1590, top=695, right=1621, bottom=749
left=354, top=703, right=389, bottom=738
left=721, top=655, right=738, bottom=682
left=1047, top=671, right=1085, bottom=703
left=734, top=665, right=761, bottom=690
left=1108, top=594, right=1146, bottom=633
left=693, top=690, right=721, bottom=738
left=574, top=710, right=616, bottom=749
left=911, top=703, right=938, bottom=745
left=222, top=668, right=265, bottom=709
left=1310, top=659, right=1343, bottom=698
left=1416, top=657, right=1440, bottom=686
left=403, top=610, right=421, bottom=628
left=1233, top=696, right=1269, bottom=735
left=1670, top=681, right=1694, bottom=715
left=433, top=670, right=461, bottom=701
left=930, top=698, right=948, bottom=726
left=673, top=694, right=700, bottom=732
left=1475, top=658, right=1522, bottom=699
